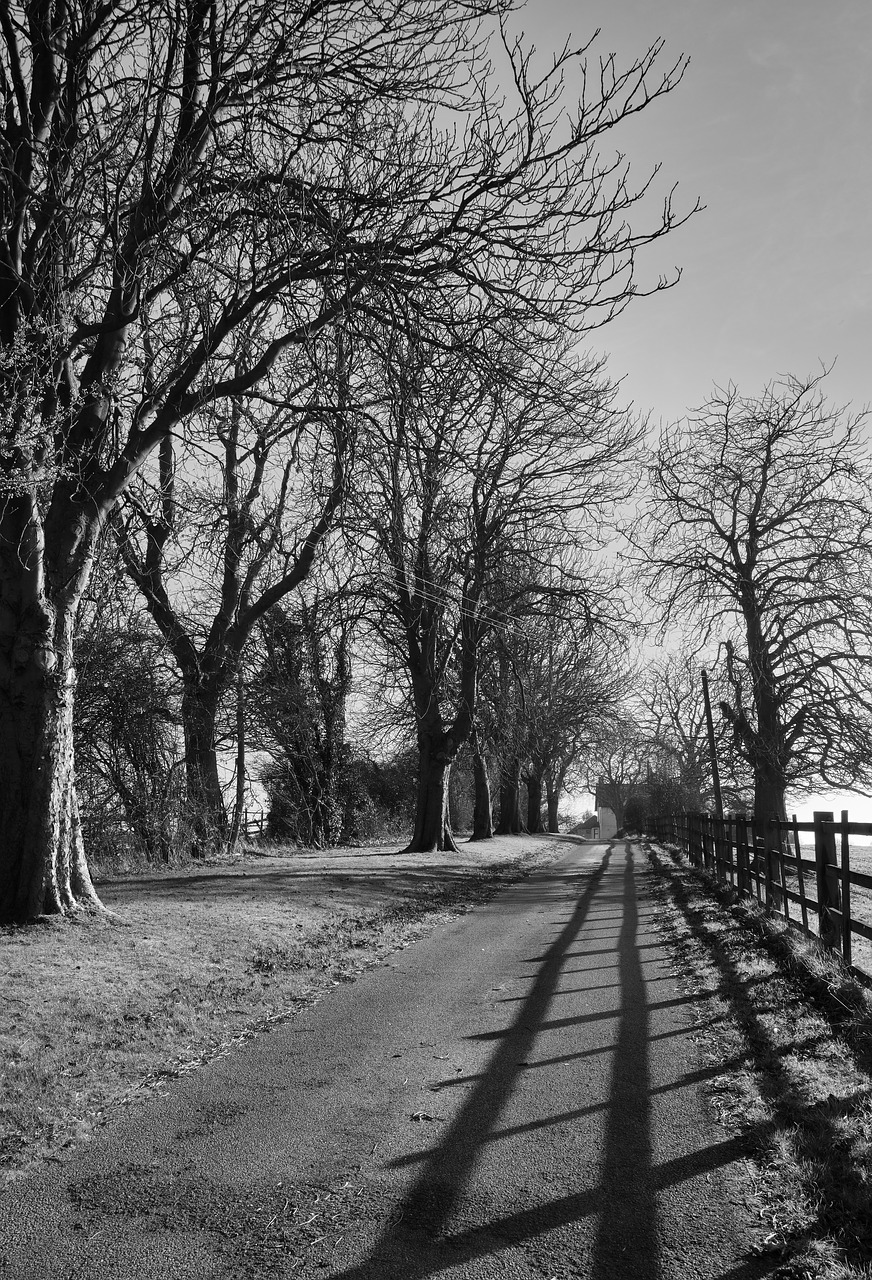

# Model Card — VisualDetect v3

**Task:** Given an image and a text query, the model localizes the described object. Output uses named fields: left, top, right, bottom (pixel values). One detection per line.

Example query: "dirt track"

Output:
left=0, top=837, right=772, bottom=1278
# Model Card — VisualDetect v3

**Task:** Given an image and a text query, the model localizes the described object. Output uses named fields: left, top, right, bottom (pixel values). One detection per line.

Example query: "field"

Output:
left=774, top=838, right=872, bottom=977
left=0, top=834, right=561, bottom=1185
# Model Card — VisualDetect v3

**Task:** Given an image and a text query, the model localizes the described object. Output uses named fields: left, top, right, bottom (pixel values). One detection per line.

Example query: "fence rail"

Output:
left=241, top=810, right=267, bottom=839
left=647, top=809, right=872, bottom=976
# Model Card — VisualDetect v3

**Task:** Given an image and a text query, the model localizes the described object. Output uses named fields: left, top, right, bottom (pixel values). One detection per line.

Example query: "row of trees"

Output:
left=0, top=0, right=691, bottom=922
left=72, top=543, right=626, bottom=865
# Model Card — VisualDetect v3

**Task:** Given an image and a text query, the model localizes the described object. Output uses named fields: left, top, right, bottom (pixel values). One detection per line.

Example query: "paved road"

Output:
left=0, top=838, right=771, bottom=1279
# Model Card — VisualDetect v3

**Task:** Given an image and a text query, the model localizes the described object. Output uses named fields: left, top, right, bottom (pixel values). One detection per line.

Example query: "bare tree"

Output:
left=359, top=328, right=636, bottom=851
left=0, top=1, right=691, bottom=920
left=638, top=374, right=872, bottom=823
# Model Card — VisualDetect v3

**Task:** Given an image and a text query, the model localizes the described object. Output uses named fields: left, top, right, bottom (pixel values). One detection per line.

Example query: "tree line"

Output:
left=0, top=0, right=693, bottom=922
left=3, top=1, right=868, bottom=928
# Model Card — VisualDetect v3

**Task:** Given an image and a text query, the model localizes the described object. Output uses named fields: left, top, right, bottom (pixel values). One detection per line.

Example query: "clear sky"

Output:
left=530, top=2, right=872, bottom=821
left=529, top=0, right=872, bottom=429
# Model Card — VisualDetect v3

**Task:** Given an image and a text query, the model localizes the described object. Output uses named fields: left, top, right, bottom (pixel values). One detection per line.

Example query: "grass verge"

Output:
left=646, top=838, right=872, bottom=1280
left=1, top=833, right=563, bottom=1186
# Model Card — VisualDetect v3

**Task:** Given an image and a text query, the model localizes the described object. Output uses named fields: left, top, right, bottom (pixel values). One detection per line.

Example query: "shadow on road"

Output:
left=325, top=842, right=670, bottom=1279
left=323, top=842, right=776, bottom=1279
left=591, top=842, right=658, bottom=1278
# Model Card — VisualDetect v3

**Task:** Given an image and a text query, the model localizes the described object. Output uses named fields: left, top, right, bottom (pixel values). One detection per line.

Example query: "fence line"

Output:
left=647, top=809, right=872, bottom=976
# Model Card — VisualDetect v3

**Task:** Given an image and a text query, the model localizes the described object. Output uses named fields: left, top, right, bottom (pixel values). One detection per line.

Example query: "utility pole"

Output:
left=701, top=668, right=724, bottom=819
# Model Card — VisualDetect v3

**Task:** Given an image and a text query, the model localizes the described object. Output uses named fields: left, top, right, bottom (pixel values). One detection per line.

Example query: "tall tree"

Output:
left=639, top=374, right=872, bottom=823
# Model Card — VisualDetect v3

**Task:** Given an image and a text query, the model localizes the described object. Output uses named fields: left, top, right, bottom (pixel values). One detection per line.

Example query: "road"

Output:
left=0, top=837, right=772, bottom=1279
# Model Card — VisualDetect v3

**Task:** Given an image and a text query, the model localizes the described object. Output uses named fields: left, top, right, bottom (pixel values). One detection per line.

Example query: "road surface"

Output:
left=0, top=837, right=772, bottom=1278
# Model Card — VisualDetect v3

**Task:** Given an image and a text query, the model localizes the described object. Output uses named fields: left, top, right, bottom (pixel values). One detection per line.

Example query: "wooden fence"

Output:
left=646, top=810, right=872, bottom=975
left=241, top=810, right=267, bottom=839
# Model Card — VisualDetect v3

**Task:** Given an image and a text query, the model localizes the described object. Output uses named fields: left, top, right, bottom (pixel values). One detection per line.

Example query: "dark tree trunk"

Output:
left=0, top=600, right=102, bottom=922
left=496, top=757, right=523, bottom=835
left=228, top=673, right=246, bottom=852
left=525, top=769, right=544, bottom=833
left=404, top=738, right=459, bottom=853
left=448, top=768, right=463, bottom=834
left=740, top=595, right=789, bottom=830
left=753, top=764, right=787, bottom=826
left=470, top=740, right=493, bottom=841
left=181, top=678, right=227, bottom=857
left=545, top=774, right=560, bottom=833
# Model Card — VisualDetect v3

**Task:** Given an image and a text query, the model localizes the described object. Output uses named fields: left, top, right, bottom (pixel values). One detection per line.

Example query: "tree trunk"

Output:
left=753, top=764, right=787, bottom=826
left=448, top=768, right=463, bottom=834
left=0, top=629, right=102, bottom=923
left=470, top=740, right=493, bottom=841
left=741, top=596, right=789, bottom=833
left=181, top=679, right=227, bottom=857
left=227, top=672, right=246, bottom=853
left=495, top=757, right=523, bottom=835
left=404, top=739, right=460, bottom=853
left=545, top=774, right=560, bottom=833
left=525, top=769, right=544, bottom=833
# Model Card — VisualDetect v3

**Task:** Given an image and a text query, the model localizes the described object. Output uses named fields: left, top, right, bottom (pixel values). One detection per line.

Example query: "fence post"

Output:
left=751, top=817, right=763, bottom=902
left=814, top=810, right=842, bottom=950
left=791, top=814, right=809, bottom=933
left=722, top=814, right=732, bottom=885
left=840, top=809, right=852, bottom=967
left=736, top=812, right=748, bottom=896
left=769, top=816, right=785, bottom=915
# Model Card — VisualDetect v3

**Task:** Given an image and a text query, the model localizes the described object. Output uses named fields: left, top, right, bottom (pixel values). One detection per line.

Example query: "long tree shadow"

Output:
left=651, top=843, right=872, bottom=1272
left=324, top=842, right=779, bottom=1279
left=591, top=841, right=658, bottom=1277
left=325, top=845, right=616, bottom=1279
left=325, top=842, right=686, bottom=1279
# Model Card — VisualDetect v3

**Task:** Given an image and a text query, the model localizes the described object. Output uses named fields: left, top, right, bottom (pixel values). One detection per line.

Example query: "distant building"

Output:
left=594, top=781, right=619, bottom=839
left=596, top=804, right=618, bottom=840
left=575, top=814, right=600, bottom=838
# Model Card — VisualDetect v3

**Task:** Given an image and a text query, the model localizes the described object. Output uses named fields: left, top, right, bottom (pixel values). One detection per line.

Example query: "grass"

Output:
left=0, top=833, right=562, bottom=1186
left=646, top=838, right=872, bottom=1279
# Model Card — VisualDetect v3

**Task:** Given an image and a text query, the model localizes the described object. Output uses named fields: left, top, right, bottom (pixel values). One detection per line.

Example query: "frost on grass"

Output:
left=1, top=835, right=559, bottom=1183
left=647, top=839, right=872, bottom=1280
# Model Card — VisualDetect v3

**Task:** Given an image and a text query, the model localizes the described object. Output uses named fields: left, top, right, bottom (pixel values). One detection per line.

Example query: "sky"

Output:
left=527, top=1, right=872, bottom=821
left=529, top=0, right=872, bottom=428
